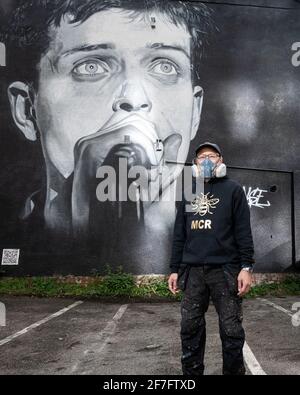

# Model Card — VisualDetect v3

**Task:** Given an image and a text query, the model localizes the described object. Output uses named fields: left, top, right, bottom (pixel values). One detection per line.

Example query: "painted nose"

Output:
left=112, top=98, right=151, bottom=112
left=112, top=81, right=152, bottom=112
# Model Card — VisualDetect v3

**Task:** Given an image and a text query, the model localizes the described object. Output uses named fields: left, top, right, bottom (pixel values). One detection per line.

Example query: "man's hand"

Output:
left=168, top=273, right=179, bottom=295
left=237, top=270, right=252, bottom=297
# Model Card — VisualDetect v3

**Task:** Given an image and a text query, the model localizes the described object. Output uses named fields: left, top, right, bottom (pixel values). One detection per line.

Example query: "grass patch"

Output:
left=245, top=276, right=300, bottom=298
left=0, top=270, right=299, bottom=300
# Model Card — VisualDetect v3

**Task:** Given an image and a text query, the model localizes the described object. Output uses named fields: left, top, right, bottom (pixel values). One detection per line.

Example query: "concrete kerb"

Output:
left=0, top=272, right=298, bottom=286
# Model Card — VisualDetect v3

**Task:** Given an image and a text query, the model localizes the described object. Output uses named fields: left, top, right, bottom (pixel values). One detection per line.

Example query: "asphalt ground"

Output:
left=0, top=296, right=299, bottom=375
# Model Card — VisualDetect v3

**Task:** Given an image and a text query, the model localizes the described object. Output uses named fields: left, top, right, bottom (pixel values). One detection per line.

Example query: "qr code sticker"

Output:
left=1, top=249, right=20, bottom=265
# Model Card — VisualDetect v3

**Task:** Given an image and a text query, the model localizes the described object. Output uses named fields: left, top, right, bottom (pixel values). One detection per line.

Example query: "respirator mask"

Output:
left=191, top=157, right=227, bottom=179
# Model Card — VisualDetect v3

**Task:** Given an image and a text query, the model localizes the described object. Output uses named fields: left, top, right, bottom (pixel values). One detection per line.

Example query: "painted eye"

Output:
left=150, top=61, right=178, bottom=76
left=73, top=60, right=107, bottom=76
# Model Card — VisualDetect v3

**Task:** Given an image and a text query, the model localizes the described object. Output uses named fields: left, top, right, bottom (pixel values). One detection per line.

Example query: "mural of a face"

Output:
left=8, top=7, right=203, bottom=237
left=2, top=1, right=299, bottom=275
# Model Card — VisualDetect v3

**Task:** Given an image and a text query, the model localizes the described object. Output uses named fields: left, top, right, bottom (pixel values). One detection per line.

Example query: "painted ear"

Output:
left=191, top=86, right=204, bottom=140
left=7, top=81, right=38, bottom=141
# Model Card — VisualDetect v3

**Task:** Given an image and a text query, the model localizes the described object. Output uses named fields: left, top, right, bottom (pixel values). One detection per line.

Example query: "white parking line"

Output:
left=243, top=341, right=267, bottom=375
left=90, top=304, right=129, bottom=355
left=258, top=298, right=293, bottom=317
left=243, top=297, right=295, bottom=375
left=71, top=304, right=129, bottom=374
left=0, top=301, right=83, bottom=347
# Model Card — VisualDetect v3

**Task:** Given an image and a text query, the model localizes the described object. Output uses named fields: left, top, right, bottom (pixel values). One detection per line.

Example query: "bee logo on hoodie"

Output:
left=191, top=193, right=220, bottom=216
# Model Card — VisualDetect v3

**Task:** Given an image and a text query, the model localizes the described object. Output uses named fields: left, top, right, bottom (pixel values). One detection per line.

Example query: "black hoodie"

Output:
left=170, top=175, right=255, bottom=273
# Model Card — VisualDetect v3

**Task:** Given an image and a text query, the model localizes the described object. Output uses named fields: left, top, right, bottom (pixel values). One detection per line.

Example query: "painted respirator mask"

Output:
left=70, top=114, right=182, bottom=239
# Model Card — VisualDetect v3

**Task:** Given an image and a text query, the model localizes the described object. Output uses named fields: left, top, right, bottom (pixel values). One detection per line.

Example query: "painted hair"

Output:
left=1, top=0, right=216, bottom=88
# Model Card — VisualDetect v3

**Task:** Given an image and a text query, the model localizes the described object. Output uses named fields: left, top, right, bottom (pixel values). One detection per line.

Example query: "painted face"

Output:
left=34, top=9, right=202, bottom=180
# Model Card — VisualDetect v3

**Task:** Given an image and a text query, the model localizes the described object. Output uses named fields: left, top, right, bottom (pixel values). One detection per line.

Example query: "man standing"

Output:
left=168, top=142, right=254, bottom=375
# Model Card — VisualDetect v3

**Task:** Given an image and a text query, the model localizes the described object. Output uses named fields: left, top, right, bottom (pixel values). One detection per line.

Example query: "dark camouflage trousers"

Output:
left=179, top=264, right=246, bottom=375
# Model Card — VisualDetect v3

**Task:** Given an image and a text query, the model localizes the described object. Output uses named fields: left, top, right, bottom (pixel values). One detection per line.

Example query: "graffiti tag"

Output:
left=243, top=186, right=271, bottom=208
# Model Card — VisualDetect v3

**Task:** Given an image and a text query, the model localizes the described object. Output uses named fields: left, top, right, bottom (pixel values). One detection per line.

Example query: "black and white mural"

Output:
left=0, top=0, right=299, bottom=275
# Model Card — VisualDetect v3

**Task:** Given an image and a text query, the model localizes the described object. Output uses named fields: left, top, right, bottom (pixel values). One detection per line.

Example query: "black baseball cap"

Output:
left=195, top=142, right=222, bottom=156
